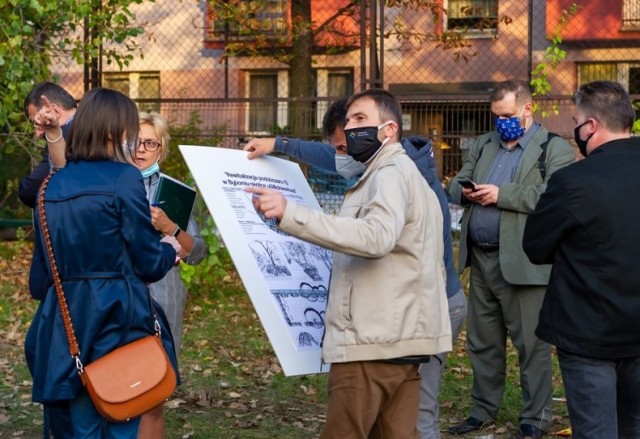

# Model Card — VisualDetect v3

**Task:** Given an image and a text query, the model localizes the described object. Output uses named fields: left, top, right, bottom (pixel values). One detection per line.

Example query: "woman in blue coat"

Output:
left=25, top=88, right=180, bottom=438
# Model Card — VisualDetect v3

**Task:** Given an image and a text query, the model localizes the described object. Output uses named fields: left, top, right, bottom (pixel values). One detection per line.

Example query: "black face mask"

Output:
left=344, top=123, right=390, bottom=163
left=574, top=120, right=594, bottom=158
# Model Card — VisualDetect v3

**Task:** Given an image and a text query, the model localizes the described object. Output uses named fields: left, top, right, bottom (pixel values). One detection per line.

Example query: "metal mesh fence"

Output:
left=94, top=2, right=640, bottom=93
left=47, top=0, right=640, bottom=148
left=3, top=0, right=640, bottom=218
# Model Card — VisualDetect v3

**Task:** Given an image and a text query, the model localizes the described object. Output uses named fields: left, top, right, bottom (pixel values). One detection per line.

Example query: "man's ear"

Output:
left=384, top=121, right=399, bottom=140
left=50, top=103, right=62, bottom=115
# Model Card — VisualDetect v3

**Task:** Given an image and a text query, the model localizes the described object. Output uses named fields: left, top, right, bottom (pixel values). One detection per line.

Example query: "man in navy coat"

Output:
left=19, top=82, right=76, bottom=208
left=524, top=81, right=640, bottom=438
left=19, top=82, right=76, bottom=439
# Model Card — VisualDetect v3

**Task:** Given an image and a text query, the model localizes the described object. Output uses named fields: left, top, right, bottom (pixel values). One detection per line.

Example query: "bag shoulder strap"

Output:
left=37, top=173, right=81, bottom=359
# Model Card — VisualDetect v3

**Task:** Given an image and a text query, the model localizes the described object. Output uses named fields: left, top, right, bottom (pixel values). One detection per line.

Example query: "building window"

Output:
left=249, top=73, right=279, bottom=133
left=578, top=62, right=640, bottom=118
left=577, top=62, right=640, bottom=91
left=578, top=63, right=617, bottom=85
left=622, top=0, right=640, bottom=29
left=246, top=70, right=352, bottom=133
left=629, top=67, right=640, bottom=94
left=313, top=70, right=353, bottom=131
left=207, top=0, right=288, bottom=42
left=328, top=72, right=354, bottom=98
left=445, top=0, right=498, bottom=33
left=102, top=72, right=160, bottom=112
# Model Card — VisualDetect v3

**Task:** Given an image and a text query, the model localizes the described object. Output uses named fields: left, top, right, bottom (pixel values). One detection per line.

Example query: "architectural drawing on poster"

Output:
left=180, top=145, right=332, bottom=376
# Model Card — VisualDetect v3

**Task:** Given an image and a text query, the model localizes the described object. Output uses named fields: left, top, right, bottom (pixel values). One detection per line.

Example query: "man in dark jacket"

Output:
left=523, top=81, right=640, bottom=438
left=19, top=82, right=76, bottom=208
left=244, top=99, right=467, bottom=438
left=20, top=82, right=76, bottom=439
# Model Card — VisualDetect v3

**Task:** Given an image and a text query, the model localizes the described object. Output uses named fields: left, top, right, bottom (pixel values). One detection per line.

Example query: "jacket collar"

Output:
left=351, top=142, right=405, bottom=189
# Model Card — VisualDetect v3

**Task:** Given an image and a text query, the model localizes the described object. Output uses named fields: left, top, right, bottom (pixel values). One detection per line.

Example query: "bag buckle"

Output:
left=74, top=355, right=84, bottom=375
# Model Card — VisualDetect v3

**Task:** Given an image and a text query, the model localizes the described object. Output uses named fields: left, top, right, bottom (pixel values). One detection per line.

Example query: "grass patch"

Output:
left=167, top=281, right=327, bottom=438
left=0, top=239, right=569, bottom=438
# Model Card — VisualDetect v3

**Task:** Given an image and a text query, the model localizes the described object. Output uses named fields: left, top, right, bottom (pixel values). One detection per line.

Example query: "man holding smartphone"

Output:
left=457, top=178, right=477, bottom=191
left=447, top=79, right=575, bottom=439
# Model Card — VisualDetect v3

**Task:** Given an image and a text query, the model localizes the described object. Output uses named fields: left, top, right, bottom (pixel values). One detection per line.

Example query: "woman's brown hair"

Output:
left=67, top=87, right=139, bottom=163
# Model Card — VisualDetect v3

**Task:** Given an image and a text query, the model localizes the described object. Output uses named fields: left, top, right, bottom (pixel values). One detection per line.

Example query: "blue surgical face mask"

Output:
left=494, top=106, right=526, bottom=141
left=140, top=161, right=160, bottom=178
left=335, top=154, right=366, bottom=179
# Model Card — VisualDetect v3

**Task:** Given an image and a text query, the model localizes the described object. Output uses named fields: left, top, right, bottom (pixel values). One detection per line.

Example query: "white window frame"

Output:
left=102, top=72, right=160, bottom=111
left=102, top=72, right=160, bottom=99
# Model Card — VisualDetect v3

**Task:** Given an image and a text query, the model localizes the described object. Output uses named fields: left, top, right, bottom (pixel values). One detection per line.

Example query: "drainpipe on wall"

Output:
left=528, top=0, right=533, bottom=85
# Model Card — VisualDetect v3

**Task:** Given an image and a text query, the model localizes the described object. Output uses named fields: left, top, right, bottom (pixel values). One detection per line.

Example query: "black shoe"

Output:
left=510, top=424, right=546, bottom=439
left=447, top=416, right=487, bottom=435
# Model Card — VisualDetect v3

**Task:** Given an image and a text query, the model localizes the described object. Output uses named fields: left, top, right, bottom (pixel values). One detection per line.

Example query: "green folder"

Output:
left=152, top=173, right=196, bottom=231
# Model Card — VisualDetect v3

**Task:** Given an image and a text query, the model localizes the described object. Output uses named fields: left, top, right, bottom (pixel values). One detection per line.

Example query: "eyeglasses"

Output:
left=138, top=138, right=161, bottom=151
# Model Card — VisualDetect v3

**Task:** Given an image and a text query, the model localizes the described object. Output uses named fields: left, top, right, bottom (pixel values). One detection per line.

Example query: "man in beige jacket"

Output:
left=248, top=88, right=451, bottom=438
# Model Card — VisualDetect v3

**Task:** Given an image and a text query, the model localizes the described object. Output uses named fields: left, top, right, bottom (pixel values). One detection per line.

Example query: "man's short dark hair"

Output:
left=24, top=82, right=76, bottom=115
left=322, top=98, right=347, bottom=139
left=346, top=88, right=403, bottom=139
left=573, top=81, right=635, bottom=133
left=490, top=79, right=532, bottom=105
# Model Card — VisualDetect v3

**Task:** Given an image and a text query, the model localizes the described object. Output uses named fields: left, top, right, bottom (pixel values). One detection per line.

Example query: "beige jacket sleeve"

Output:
left=278, top=164, right=408, bottom=259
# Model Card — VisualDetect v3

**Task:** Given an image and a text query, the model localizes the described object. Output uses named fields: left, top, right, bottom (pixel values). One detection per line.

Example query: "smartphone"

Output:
left=458, top=178, right=477, bottom=191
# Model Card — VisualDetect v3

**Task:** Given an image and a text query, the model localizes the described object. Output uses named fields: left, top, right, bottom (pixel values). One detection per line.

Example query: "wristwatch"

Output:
left=172, top=225, right=181, bottom=237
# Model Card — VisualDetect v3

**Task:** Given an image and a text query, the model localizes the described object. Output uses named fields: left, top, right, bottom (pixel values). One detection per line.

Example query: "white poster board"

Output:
left=180, top=145, right=331, bottom=376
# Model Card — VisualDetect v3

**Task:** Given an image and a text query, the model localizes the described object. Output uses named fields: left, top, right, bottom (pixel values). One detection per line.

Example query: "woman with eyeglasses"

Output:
left=131, top=112, right=207, bottom=439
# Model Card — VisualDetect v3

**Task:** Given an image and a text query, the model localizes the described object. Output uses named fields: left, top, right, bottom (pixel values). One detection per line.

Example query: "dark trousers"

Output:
left=43, top=403, right=73, bottom=439
left=558, top=349, right=640, bottom=439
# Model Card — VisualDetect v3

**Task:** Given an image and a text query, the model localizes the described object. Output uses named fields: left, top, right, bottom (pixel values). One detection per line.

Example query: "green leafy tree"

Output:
left=162, top=111, right=233, bottom=291
left=530, top=3, right=581, bottom=116
left=0, top=0, right=150, bottom=154
left=0, top=0, right=152, bottom=218
left=632, top=103, right=640, bottom=134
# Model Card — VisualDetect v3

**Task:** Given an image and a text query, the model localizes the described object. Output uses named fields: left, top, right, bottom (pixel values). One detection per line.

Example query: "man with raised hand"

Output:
left=19, top=82, right=76, bottom=208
